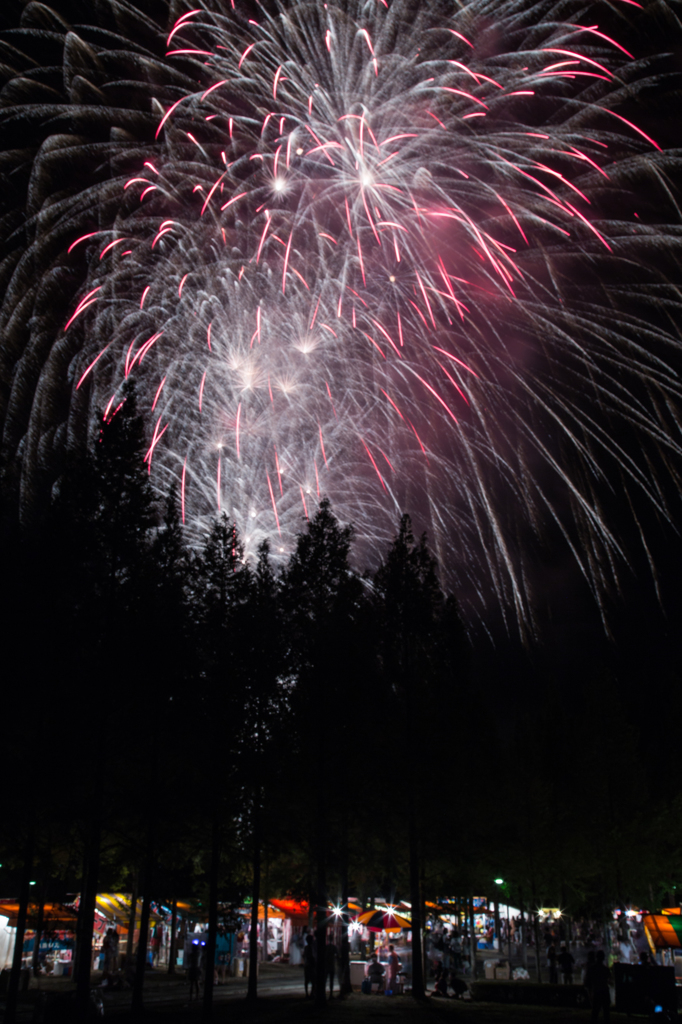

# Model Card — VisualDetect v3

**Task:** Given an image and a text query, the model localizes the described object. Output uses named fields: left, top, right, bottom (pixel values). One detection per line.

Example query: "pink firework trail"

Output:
left=43, top=0, right=682, bottom=632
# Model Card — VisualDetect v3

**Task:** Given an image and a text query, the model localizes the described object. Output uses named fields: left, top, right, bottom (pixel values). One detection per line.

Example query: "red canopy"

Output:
left=269, top=900, right=310, bottom=926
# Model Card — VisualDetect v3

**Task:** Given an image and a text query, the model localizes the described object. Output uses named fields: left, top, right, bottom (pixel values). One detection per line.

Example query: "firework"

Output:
left=1, top=0, right=681, bottom=632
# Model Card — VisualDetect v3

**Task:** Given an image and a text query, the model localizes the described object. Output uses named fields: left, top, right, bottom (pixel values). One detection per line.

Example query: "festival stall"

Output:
left=0, top=901, right=78, bottom=976
left=643, top=913, right=682, bottom=963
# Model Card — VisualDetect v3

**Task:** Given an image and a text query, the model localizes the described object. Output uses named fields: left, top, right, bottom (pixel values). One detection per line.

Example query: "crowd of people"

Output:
left=417, top=913, right=671, bottom=1020
left=423, top=911, right=655, bottom=968
left=159, top=909, right=673, bottom=1016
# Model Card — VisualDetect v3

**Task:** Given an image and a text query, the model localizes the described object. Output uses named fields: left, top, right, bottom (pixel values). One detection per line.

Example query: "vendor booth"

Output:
left=0, top=901, right=78, bottom=976
left=612, top=914, right=681, bottom=1015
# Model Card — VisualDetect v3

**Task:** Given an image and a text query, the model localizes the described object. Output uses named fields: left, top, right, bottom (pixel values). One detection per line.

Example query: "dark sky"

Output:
left=0, top=0, right=681, bottom=695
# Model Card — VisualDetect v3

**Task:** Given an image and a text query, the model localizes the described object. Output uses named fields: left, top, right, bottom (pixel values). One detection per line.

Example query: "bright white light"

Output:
left=293, top=335, right=318, bottom=355
left=273, top=178, right=286, bottom=193
left=360, top=170, right=373, bottom=187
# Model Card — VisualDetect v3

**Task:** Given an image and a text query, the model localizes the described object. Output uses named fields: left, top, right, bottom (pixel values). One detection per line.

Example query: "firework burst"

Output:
left=1, top=0, right=682, bottom=633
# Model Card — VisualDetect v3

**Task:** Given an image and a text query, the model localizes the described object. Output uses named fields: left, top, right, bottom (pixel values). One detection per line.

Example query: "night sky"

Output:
left=1, top=0, right=681, bottom=702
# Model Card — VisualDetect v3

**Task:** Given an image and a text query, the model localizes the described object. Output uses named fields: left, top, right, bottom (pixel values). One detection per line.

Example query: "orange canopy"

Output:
left=643, top=914, right=682, bottom=949
left=0, top=902, right=78, bottom=930
left=257, top=903, right=285, bottom=920
left=269, top=899, right=310, bottom=925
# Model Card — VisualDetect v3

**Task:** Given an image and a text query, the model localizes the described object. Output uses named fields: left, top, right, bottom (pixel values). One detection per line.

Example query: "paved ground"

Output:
left=1, top=962, right=303, bottom=1020
left=0, top=962, right=635, bottom=1023
left=102, top=962, right=308, bottom=1014
left=102, top=994, right=632, bottom=1024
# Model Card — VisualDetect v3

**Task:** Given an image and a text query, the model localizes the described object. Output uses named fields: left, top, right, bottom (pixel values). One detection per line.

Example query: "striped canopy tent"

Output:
left=358, top=909, right=411, bottom=933
left=643, top=914, right=682, bottom=949
left=396, top=900, right=445, bottom=917
left=95, top=894, right=164, bottom=933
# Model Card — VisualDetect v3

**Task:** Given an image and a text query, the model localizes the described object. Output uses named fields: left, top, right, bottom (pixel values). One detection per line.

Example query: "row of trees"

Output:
left=1, top=386, right=470, bottom=1018
left=1, top=386, right=679, bottom=1019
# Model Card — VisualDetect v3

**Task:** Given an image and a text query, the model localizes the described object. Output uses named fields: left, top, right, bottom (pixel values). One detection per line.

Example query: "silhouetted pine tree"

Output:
left=47, top=382, right=158, bottom=1018
left=190, top=514, right=253, bottom=1017
left=282, top=499, right=365, bottom=1004
left=373, top=514, right=468, bottom=997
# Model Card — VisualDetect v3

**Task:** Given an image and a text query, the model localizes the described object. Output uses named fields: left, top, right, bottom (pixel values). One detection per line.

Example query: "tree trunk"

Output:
left=131, top=837, right=154, bottom=1015
left=75, top=816, right=101, bottom=1023
left=262, top=860, right=269, bottom=962
left=339, top=857, right=351, bottom=996
left=73, top=847, right=89, bottom=983
left=247, top=804, right=261, bottom=1000
left=368, top=895, right=375, bottom=954
left=520, top=889, right=528, bottom=969
left=314, top=745, right=327, bottom=1007
left=314, top=860, right=327, bottom=1005
left=468, top=896, right=477, bottom=981
left=408, top=790, right=425, bottom=999
left=4, top=832, right=33, bottom=1024
left=126, top=872, right=138, bottom=965
left=32, top=877, right=46, bottom=976
left=533, top=913, right=543, bottom=983
left=168, top=896, right=178, bottom=974
left=202, top=814, right=220, bottom=1022
left=420, top=859, right=427, bottom=988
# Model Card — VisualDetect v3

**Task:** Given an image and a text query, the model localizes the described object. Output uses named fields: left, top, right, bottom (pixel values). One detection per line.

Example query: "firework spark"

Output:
left=1, top=0, right=681, bottom=633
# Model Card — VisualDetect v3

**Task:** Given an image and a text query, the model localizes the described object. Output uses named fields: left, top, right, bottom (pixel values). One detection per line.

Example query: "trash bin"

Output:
left=350, top=961, right=366, bottom=989
left=484, top=960, right=498, bottom=980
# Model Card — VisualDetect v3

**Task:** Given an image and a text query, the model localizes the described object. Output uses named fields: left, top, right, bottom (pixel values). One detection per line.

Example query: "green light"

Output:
left=494, top=878, right=504, bottom=885
left=29, top=881, right=37, bottom=886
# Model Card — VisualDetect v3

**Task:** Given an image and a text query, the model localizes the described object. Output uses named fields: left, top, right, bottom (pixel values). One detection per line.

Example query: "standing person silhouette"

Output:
left=547, top=943, right=558, bottom=984
left=187, top=942, right=201, bottom=1001
left=325, top=934, right=338, bottom=999
left=558, top=943, right=575, bottom=984
left=586, top=949, right=611, bottom=1022
left=303, top=933, right=316, bottom=999
left=387, top=944, right=401, bottom=994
